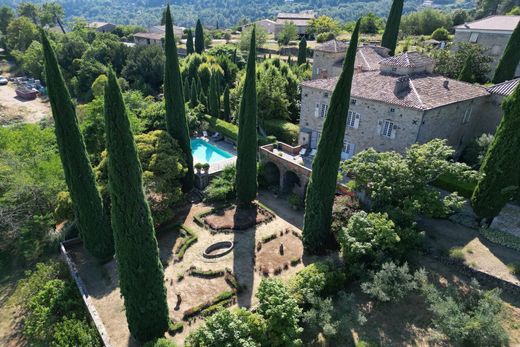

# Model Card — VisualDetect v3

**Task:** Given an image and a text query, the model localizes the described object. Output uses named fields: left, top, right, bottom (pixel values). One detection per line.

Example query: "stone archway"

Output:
left=282, top=170, right=301, bottom=194
left=262, top=161, right=281, bottom=188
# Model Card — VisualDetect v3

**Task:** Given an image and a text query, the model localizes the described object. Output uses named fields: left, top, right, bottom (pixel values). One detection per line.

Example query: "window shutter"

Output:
left=390, top=124, right=397, bottom=139
left=354, top=114, right=360, bottom=129
left=376, top=120, right=382, bottom=134
left=350, top=143, right=356, bottom=155
left=315, top=103, right=319, bottom=118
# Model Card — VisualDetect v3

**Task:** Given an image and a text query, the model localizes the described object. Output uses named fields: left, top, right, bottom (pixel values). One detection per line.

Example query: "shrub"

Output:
left=448, top=247, right=465, bottom=261
left=431, top=27, right=449, bottom=41
left=204, top=115, right=238, bottom=141
left=338, top=211, right=400, bottom=268
left=361, top=262, right=426, bottom=302
left=204, top=165, right=236, bottom=202
left=262, top=119, right=299, bottom=145
left=288, top=194, right=302, bottom=209
left=422, top=279, right=509, bottom=346
left=143, top=338, right=178, bottom=347
left=51, top=318, right=101, bottom=347
left=288, top=260, right=346, bottom=304
left=433, top=172, right=477, bottom=199
left=331, top=195, right=360, bottom=236
left=460, top=133, right=494, bottom=169
left=316, top=32, right=335, bottom=43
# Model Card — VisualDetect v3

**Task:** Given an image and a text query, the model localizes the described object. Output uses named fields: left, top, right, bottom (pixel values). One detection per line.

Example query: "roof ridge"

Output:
left=408, top=77, right=425, bottom=109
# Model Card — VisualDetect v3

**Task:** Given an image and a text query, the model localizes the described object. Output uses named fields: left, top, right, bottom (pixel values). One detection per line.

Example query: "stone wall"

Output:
left=490, top=203, right=520, bottom=238
left=312, top=50, right=345, bottom=79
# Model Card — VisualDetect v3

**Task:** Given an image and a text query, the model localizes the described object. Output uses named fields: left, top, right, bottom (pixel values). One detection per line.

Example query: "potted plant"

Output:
left=288, top=194, right=301, bottom=210
left=269, top=185, right=279, bottom=198
left=194, top=162, right=203, bottom=174
left=202, top=163, right=210, bottom=174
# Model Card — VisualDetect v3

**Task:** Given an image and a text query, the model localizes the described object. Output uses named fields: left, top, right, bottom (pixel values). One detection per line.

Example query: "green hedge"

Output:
left=203, top=115, right=275, bottom=146
left=433, top=173, right=477, bottom=198
left=262, top=119, right=299, bottom=145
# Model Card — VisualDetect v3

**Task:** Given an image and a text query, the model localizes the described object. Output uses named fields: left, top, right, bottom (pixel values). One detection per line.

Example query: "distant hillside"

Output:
left=0, top=0, right=475, bottom=28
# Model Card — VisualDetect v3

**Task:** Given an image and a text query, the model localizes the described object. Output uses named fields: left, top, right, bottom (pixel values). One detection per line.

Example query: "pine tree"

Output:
left=190, top=79, right=199, bottom=107
left=493, top=21, right=520, bottom=84
left=103, top=69, right=169, bottom=342
left=235, top=27, right=258, bottom=205
left=208, top=73, right=219, bottom=118
left=471, top=83, right=520, bottom=220
left=40, top=29, right=113, bottom=260
left=164, top=5, right=194, bottom=191
left=186, top=29, right=194, bottom=55
left=302, top=20, right=361, bottom=254
left=458, top=56, right=474, bottom=83
left=195, top=19, right=204, bottom=54
left=381, top=0, right=404, bottom=56
left=223, top=86, right=231, bottom=121
left=297, top=37, right=307, bottom=65
left=183, top=77, right=190, bottom=102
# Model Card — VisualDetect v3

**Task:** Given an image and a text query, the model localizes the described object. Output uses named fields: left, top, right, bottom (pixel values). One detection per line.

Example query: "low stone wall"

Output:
left=491, top=203, right=520, bottom=238
left=60, top=239, right=113, bottom=347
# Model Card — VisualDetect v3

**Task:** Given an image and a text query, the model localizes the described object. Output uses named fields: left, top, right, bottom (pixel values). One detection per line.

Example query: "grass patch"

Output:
left=433, top=172, right=477, bottom=198
left=448, top=247, right=465, bottom=261
left=506, top=263, right=519, bottom=276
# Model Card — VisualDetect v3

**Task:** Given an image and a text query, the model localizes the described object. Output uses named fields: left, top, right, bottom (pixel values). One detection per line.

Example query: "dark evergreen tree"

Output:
left=103, top=69, right=169, bottom=342
left=195, top=19, right=204, bottom=54
left=302, top=20, right=361, bottom=254
left=190, top=79, right=199, bottom=107
left=297, top=37, right=307, bottom=65
left=186, top=29, right=194, bottom=55
left=164, top=5, right=194, bottom=191
left=41, top=29, right=113, bottom=260
left=458, top=56, right=474, bottom=83
left=232, top=48, right=237, bottom=64
left=199, top=89, right=207, bottom=108
left=287, top=54, right=292, bottom=65
left=493, top=21, right=520, bottom=84
left=183, top=77, right=190, bottom=102
left=471, top=83, right=520, bottom=220
left=208, top=73, right=219, bottom=117
left=235, top=27, right=258, bottom=205
left=196, top=75, right=202, bottom=94
left=223, top=86, right=231, bottom=121
left=381, top=0, right=404, bottom=56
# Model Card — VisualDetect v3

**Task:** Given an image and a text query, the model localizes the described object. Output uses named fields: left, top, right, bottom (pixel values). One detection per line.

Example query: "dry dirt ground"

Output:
left=0, top=84, right=51, bottom=125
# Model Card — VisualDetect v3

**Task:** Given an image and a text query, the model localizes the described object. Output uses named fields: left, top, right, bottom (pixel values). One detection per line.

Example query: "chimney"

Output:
left=443, top=80, right=449, bottom=89
left=394, top=76, right=410, bottom=94
left=356, top=64, right=364, bottom=73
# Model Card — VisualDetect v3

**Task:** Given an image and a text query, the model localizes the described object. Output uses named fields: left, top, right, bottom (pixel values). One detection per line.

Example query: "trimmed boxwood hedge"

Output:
left=203, top=115, right=275, bottom=146
left=262, top=119, right=299, bottom=145
left=433, top=173, right=477, bottom=198
left=480, top=227, right=520, bottom=252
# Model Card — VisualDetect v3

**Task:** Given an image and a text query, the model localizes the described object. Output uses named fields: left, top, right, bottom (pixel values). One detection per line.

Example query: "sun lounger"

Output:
left=310, top=149, right=317, bottom=156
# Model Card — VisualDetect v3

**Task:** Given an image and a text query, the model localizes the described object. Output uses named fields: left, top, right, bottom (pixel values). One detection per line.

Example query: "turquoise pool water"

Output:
left=191, top=139, right=233, bottom=164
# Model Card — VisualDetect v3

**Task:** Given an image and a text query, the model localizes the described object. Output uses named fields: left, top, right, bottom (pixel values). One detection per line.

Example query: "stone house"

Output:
left=133, top=25, right=184, bottom=46
left=453, top=15, right=520, bottom=79
left=274, top=12, right=315, bottom=38
left=481, top=78, right=520, bottom=133
left=87, top=21, right=116, bottom=33
left=243, top=19, right=276, bottom=35
left=299, top=46, right=491, bottom=158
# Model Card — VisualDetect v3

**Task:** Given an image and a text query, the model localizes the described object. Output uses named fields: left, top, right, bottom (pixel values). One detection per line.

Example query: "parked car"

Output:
left=0, top=76, right=8, bottom=85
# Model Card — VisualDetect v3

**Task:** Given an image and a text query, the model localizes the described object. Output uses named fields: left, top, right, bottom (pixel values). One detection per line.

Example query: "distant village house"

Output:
left=133, top=25, right=184, bottom=46
left=243, top=19, right=276, bottom=35
left=87, top=21, right=116, bottom=33
left=274, top=12, right=315, bottom=38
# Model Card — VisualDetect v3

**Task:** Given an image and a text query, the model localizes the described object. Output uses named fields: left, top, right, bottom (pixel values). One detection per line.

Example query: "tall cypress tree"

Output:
left=41, top=30, right=113, bottom=260
left=297, top=37, right=307, bottom=65
left=186, top=29, right=194, bottom=55
left=164, top=5, right=194, bottom=191
left=235, top=26, right=258, bottom=205
left=493, top=21, right=520, bottom=84
left=195, top=19, right=205, bottom=54
left=458, top=56, right=474, bottom=83
left=208, top=73, right=219, bottom=117
left=103, top=70, right=169, bottom=342
left=471, top=83, right=520, bottom=220
left=223, top=85, right=231, bottom=121
left=190, top=79, right=199, bottom=107
left=302, top=20, right=361, bottom=254
left=183, top=77, right=190, bottom=102
left=381, top=0, right=404, bottom=56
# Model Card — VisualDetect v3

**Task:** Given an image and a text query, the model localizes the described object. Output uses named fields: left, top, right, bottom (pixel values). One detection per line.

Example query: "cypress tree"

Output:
left=183, top=77, right=190, bottom=102
left=208, top=73, right=219, bottom=117
left=164, top=5, right=194, bottom=191
left=298, top=37, right=307, bottom=65
left=235, top=27, right=258, bottom=205
left=287, top=54, right=292, bottom=65
left=223, top=85, right=231, bottom=121
left=190, top=79, right=199, bottom=107
left=40, top=30, right=113, bottom=260
left=186, top=29, right=194, bottom=55
left=471, top=83, right=520, bottom=220
left=103, top=70, right=169, bottom=342
left=381, top=0, right=404, bottom=56
left=458, top=56, right=474, bottom=83
left=195, top=19, right=205, bottom=54
left=493, top=21, right=520, bottom=84
left=199, top=89, right=207, bottom=108
left=302, top=20, right=361, bottom=254
left=196, top=75, right=202, bottom=94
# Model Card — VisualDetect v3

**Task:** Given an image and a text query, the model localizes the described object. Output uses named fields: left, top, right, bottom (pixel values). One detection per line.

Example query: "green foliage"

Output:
left=431, top=27, right=450, bottom=41
left=361, top=262, right=426, bottom=302
left=91, top=74, right=108, bottom=98
left=186, top=29, right=194, bottom=54
left=400, top=8, right=452, bottom=35
left=103, top=70, right=168, bottom=342
left=381, top=0, right=404, bottom=55
left=472, top=84, right=520, bottom=219
left=164, top=6, right=194, bottom=192
left=316, top=32, right=335, bottom=43
left=223, top=86, right=231, bottom=121
left=257, top=279, right=303, bottom=346
left=262, top=119, right=299, bottom=145
left=460, top=133, right=494, bottom=169
left=239, top=25, right=267, bottom=51
left=5, top=16, right=37, bottom=51
left=433, top=42, right=493, bottom=83
left=277, top=22, right=298, bottom=45
left=493, top=21, right=520, bottom=83
left=235, top=28, right=258, bottom=205
left=51, top=317, right=102, bottom=347
left=0, top=6, right=14, bottom=34
left=122, top=44, right=164, bottom=95
left=479, top=227, right=520, bottom=252
left=342, top=140, right=473, bottom=227
left=143, top=338, right=178, bottom=347
left=297, top=37, right=307, bottom=65
left=288, top=260, right=346, bottom=304
left=13, top=39, right=44, bottom=79
left=204, top=165, right=236, bottom=202
left=204, top=114, right=239, bottom=141
left=339, top=211, right=401, bottom=267
left=186, top=308, right=266, bottom=347
left=359, top=13, right=385, bottom=34
left=303, top=20, right=360, bottom=254
left=195, top=19, right=205, bottom=54
left=422, top=279, right=509, bottom=346
left=42, top=30, right=113, bottom=260
left=433, top=172, right=478, bottom=199
left=331, top=195, right=360, bottom=236
left=308, top=16, right=341, bottom=36
left=458, top=56, right=475, bottom=83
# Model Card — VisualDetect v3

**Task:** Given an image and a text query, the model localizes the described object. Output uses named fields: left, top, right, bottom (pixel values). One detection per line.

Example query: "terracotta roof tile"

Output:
left=379, top=52, right=434, bottom=68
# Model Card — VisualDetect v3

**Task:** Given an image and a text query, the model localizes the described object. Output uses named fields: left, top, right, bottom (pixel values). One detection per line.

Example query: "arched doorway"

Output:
left=261, top=162, right=280, bottom=189
left=282, top=170, right=301, bottom=194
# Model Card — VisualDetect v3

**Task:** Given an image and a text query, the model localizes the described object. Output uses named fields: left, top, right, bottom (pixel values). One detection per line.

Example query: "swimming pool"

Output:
left=191, top=139, right=234, bottom=164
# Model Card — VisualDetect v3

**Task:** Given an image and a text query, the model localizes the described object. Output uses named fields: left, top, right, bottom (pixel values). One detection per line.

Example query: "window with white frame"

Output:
left=343, top=140, right=355, bottom=154
left=381, top=120, right=394, bottom=138
left=347, top=111, right=360, bottom=128
left=469, top=32, right=479, bottom=43
left=351, top=99, right=357, bottom=105
left=320, top=103, right=328, bottom=118
left=462, top=107, right=473, bottom=124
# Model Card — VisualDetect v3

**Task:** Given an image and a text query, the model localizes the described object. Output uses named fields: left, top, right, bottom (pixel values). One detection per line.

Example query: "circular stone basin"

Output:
left=203, top=241, right=234, bottom=259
